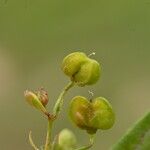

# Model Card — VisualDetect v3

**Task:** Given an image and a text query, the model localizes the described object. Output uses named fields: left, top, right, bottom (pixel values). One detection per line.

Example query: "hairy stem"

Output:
left=53, top=81, right=74, bottom=116
left=75, top=134, right=95, bottom=150
left=44, top=119, right=53, bottom=150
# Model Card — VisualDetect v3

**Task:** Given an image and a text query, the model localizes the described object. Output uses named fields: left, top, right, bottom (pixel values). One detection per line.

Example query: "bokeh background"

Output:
left=0, top=0, right=150, bottom=149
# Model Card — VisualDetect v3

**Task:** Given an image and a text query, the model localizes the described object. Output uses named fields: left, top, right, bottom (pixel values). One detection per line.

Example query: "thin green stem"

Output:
left=44, top=81, right=74, bottom=150
left=29, top=131, right=39, bottom=150
left=53, top=81, right=74, bottom=116
left=51, top=134, right=59, bottom=150
left=44, top=119, right=53, bottom=150
left=75, top=134, right=95, bottom=150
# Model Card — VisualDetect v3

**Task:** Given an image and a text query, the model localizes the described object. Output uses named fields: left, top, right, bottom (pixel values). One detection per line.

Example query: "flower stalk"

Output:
left=75, top=134, right=95, bottom=150
left=53, top=81, right=74, bottom=116
left=44, top=118, right=53, bottom=150
left=44, top=81, right=74, bottom=150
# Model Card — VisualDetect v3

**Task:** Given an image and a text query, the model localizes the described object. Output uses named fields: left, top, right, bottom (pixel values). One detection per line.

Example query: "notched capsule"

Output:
left=62, top=52, right=101, bottom=86
left=69, top=96, right=115, bottom=134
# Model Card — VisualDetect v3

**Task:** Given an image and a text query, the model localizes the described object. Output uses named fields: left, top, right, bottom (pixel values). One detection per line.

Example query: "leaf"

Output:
left=112, top=112, right=150, bottom=150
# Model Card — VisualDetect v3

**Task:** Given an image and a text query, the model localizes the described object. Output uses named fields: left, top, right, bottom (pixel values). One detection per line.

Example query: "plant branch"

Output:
left=29, top=131, right=39, bottom=150
left=75, top=134, right=95, bottom=150
left=44, top=119, right=53, bottom=150
left=53, top=81, right=74, bottom=116
left=44, top=81, right=74, bottom=150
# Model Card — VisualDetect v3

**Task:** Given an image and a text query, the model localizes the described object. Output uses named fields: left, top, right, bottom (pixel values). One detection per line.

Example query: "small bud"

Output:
left=69, top=96, right=115, bottom=134
left=62, top=52, right=101, bottom=86
left=24, top=90, right=47, bottom=114
left=58, top=128, right=77, bottom=150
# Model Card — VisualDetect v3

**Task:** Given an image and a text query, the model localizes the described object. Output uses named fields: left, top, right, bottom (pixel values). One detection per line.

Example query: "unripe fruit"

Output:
left=62, top=52, right=87, bottom=77
left=58, top=128, right=77, bottom=150
left=73, top=58, right=100, bottom=86
left=90, top=97, right=115, bottom=130
left=69, top=96, right=91, bottom=129
left=69, top=96, right=115, bottom=134
left=62, top=52, right=101, bottom=86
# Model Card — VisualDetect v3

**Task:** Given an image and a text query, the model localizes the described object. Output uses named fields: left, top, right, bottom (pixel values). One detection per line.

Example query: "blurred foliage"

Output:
left=0, top=0, right=150, bottom=149
left=113, top=112, right=150, bottom=150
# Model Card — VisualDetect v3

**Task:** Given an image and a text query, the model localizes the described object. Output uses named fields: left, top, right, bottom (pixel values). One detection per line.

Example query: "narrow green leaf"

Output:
left=112, top=112, right=150, bottom=150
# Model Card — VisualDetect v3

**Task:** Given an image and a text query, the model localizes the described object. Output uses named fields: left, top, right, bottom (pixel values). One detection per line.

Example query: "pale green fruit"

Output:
left=69, top=96, right=115, bottom=134
left=62, top=52, right=101, bottom=86
left=73, top=58, right=100, bottom=86
left=69, top=96, right=92, bottom=130
left=62, top=52, right=87, bottom=77
left=90, top=97, right=115, bottom=130
left=58, top=128, right=77, bottom=150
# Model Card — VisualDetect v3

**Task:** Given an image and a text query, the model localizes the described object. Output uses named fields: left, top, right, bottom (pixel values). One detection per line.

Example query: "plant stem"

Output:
left=44, top=81, right=74, bottom=150
left=44, top=119, right=53, bottom=150
left=53, top=81, right=74, bottom=116
left=29, top=131, right=39, bottom=150
left=75, top=134, right=95, bottom=150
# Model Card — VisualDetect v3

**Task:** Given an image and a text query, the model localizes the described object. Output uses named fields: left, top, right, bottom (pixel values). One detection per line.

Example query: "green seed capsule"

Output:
left=73, top=58, right=100, bottom=86
left=69, top=96, right=91, bottom=130
left=58, top=128, right=77, bottom=150
left=90, top=97, right=115, bottom=130
left=62, top=52, right=101, bottom=86
left=69, top=96, right=115, bottom=134
left=62, top=52, right=87, bottom=77
left=24, top=90, right=47, bottom=114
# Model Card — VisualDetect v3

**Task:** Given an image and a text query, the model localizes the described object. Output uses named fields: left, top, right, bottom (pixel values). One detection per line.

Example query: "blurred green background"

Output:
left=0, top=0, right=150, bottom=149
